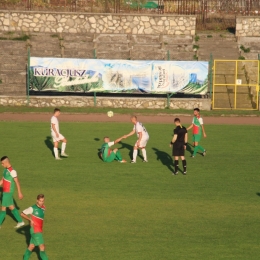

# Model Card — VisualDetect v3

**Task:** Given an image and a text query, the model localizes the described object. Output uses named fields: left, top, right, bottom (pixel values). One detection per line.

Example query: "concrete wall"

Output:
left=236, top=16, right=260, bottom=37
left=0, top=96, right=211, bottom=110
left=0, top=10, right=196, bottom=35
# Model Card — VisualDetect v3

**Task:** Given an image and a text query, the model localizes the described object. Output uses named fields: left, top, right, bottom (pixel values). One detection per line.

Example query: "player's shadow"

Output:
left=152, top=147, right=174, bottom=172
left=256, top=192, right=260, bottom=197
left=186, top=143, right=193, bottom=156
left=16, top=225, right=41, bottom=260
left=119, top=141, right=143, bottom=160
left=44, top=136, right=62, bottom=157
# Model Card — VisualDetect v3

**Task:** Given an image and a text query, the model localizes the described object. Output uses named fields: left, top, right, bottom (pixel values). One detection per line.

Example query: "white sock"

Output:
left=133, top=149, right=138, bottom=162
left=61, top=142, right=66, bottom=154
left=54, top=147, right=59, bottom=158
left=141, top=148, right=147, bottom=161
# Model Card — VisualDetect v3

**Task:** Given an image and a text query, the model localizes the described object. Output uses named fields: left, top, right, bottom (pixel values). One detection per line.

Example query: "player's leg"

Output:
left=53, top=140, right=60, bottom=159
left=39, top=244, right=49, bottom=260
left=0, top=206, right=6, bottom=227
left=140, top=138, right=149, bottom=162
left=23, top=244, right=35, bottom=260
left=60, top=136, right=68, bottom=157
left=104, top=151, right=117, bottom=162
left=131, top=143, right=138, bottom=163
left=192, top=134, right=201, bottom=157
left=174, top=156, right=179, bottom=175
left=9, top=203, right=24, bottom=228
left=180, top=156, right=187, bottom=174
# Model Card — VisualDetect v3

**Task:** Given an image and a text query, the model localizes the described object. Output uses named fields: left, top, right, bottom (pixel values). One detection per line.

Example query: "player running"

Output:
left=21, top=194, right=48, bottom=260
left=0, top=156, right=24, bottom=229
left=124, top=116, right=149, bottom=163
left=51, top=108, right=68, bottom=160
left=187, top=108, right=207, bottom=157
left=170, top=118, right=188, bottom=175
left=100, top=136, right=127, bottom=163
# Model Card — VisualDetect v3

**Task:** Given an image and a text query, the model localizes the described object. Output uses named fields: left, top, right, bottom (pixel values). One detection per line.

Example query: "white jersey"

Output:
left=133, top=122, right=149, bottom=139
left=51, top=116, right=59, bottom=135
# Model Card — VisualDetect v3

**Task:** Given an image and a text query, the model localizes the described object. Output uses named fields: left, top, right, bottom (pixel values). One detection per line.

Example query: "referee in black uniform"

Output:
left=170, top=118, right=188, bottom=175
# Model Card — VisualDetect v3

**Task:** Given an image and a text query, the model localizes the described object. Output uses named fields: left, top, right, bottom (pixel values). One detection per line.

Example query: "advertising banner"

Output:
left=30, top=57, right=209, bottom=94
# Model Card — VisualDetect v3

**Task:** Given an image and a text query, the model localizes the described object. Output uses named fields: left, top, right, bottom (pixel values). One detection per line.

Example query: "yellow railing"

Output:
left=212, top=60, right=259, bottom=110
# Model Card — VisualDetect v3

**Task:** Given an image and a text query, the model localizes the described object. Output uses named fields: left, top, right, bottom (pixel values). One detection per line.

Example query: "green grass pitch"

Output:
left=0, top=121, right=260, bottom=259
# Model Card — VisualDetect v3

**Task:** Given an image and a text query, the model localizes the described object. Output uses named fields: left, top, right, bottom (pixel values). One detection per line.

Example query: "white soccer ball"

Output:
left=107, top=111, right=114, bottom=117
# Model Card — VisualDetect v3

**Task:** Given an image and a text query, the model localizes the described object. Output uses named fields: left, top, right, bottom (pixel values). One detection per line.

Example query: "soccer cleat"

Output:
left=183, top=171, right=187, bottom=175
left=130, top=160, right=136, bottom=163
left=61, top=153, right=69, bottom=157
left=142, top=160, right=148, bottom=163
left=55, top=157, right=62, bottom=160
left=172, top=171, right=178, bottom=175
left=202, top=150, right=206, bottom=156
left=14, top=222, right=25, bottom=228
left=120, top=159, right=127, bottom=163
left=191, top=155, right=195, bottom=158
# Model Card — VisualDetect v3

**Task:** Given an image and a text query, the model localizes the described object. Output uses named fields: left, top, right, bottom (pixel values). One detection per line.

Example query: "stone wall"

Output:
left=0, top=96, right=211, bottom=110
left=0, top=10, right=196, bottom=35
left=236, top=16, right=260, bottom=37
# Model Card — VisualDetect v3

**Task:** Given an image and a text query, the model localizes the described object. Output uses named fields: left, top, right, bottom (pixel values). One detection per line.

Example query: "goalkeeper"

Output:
left=100, top=136, right=127, bottom=163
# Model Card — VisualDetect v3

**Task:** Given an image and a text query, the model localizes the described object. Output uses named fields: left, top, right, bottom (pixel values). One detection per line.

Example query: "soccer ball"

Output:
left=107, top=111, right=114, bottom=117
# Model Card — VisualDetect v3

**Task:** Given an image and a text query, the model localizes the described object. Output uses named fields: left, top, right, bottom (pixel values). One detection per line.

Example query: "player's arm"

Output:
left=20, top=212, right=31, bottom=222
left=201, top=124, right=207, bottom=137
left=186, top=124, right=193, bottom=131
left=21, top=207, right=34, bottom=225
left=0, top=177, right=3, bottom=186
left=114, top=136, right=125, bottom=144
left=124, top=129, right=135, bottom=138
left=14, top=177, right=23, bottom=200
left=170, top=134, right=177, bottom=147
left=136, top=132, right=142, bottom=146
left=184, top=133, right=188, bottom=149
left=51, top=123, right=59, bottom=138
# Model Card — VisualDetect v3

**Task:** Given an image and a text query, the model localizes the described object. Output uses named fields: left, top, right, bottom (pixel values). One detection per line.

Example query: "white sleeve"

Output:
left=199, top=118, right=204, bottom=125
left=192, top=118, right=194, bottom=124
left=10, top=170, right=17, bottom=178
left=51, top=117, right=56, bottom=125
left=108, top=141, right=115, bottom=147
left=23, top=207, right=33, bottom=215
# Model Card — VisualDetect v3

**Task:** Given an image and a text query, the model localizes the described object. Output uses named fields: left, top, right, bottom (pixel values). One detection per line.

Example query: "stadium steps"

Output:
left=62, top=33, right=95, bottom=59
left=29, top=33, right=61, bottom=58
left=197, top=32, right=240, bottom=61
left=0, top=39, right=27, bottom=95
left=237, top=36, right=260, bottom=60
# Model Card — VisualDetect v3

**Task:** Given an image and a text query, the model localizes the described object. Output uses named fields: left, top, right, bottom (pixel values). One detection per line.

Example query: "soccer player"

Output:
left=51, top=108, right=68, bottom=160
left=187, top=108, right=207, bottom=157
left=170, top=118, right=188, bottom=175
left=100, top=136, right=127, bottom=163
left=21, top=194, right=48, bottom=260
left=124, top=116, right=149, bottom=163
left=0, top=156, right=24, bottom=229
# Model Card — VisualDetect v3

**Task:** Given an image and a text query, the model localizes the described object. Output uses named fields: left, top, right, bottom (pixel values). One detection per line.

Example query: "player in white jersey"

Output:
left=124, top=116, right=149, bottom=163
left=51, top=108, right=68, bottom=160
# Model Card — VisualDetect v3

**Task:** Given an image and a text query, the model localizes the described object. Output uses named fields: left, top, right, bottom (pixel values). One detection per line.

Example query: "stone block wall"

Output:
left=0, top=11, right=196, bottom=36
left=0, top=96, right=211, bottom=110
left=236, top=16, right=260, bottom=37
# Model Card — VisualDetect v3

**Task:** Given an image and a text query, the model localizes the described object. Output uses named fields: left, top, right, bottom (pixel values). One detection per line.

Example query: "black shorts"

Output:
left=172, top=142, right=185, bottom=156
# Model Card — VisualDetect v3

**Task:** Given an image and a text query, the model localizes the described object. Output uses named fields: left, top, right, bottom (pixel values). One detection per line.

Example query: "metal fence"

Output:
left=1, top=0, right=260, bottom=29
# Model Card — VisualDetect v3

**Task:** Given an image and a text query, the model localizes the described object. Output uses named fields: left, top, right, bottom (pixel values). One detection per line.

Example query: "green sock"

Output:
left=0, top=211, right=6, bottom=225
left=193, top=146, right=199, bottom=156
left=197, top=145, right=205, bottom=152
left=23, top=249, right=32, bottom=260
left=11, top=208, right=23, bottom=223
left=40, top=251, right=49, bottom=260
left=115, top=150, right=122, bottom=161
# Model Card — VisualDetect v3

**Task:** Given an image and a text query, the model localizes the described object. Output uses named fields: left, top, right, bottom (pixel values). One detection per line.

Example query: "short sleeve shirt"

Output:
left=174, top=126, right=187, bottom=143
left=23, top=206, right=33, bottom=215
left=51, top=116, right=59, bottom=134
left=133, top=122, right=149, bottom=139
left=192, top=116, right=203, bottom=135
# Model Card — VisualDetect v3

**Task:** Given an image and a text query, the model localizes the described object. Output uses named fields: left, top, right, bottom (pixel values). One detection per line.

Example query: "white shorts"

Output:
left=52, top=133, right=65, bottom=142
left=135, top=137, right=149, bottom=148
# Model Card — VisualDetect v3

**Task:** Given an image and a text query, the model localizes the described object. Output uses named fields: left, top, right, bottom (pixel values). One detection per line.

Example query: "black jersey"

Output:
left=173, top=126, right=187, bottom=143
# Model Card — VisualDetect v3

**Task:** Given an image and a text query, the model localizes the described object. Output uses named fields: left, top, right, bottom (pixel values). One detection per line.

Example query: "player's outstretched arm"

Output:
left=114, top=136, right=125, bottom=144
left=14, top=177, right=23, bottom=200
left=124, top=130, right=135, bottom=138
left=186, top=124, right=193, bottom=131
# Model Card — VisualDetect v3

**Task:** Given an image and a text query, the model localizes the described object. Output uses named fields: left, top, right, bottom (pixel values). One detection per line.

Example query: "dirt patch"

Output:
left=0, top=113, right=259, bottom=125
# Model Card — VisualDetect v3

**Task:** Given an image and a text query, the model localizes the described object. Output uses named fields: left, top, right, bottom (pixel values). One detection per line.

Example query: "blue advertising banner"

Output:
left=30, top=57, right=209, bottom=94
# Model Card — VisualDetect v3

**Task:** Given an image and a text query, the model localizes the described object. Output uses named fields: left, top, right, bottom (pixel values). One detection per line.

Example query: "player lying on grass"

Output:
left=100, top=136, right=127, bottom=163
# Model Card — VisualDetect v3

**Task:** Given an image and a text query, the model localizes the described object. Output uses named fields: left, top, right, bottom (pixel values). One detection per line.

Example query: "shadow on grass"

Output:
left=118, top=141, right=143, bottom=161
left=16, top=225, right=41, bottom=260
left=256, top=193, right=260, bottom=197
left=186, top=143, right=193, bottom=156
left=152, top=147, right=174, bottom=173
left=44, top=136, right=54, bottom=157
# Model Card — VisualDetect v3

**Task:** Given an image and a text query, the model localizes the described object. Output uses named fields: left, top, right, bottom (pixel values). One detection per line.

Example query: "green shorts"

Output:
left=30, top=228, right=44, bottom=246
left=193, top=134, right=201, bottom=142
left=1, top=192, right=14, bottom=207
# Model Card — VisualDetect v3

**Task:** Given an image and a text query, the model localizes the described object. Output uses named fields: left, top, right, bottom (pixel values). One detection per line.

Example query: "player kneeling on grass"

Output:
left=21, top=194, right=48, bottom=260
left=170, top=118, right=188, bottom=175
left=100, top=136, right=127, bottom=163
